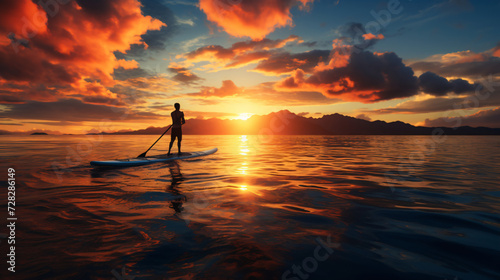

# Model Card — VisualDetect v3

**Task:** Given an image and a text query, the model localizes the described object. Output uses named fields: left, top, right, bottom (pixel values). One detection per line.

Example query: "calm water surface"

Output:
left=1, top=135, right=500, bottom=280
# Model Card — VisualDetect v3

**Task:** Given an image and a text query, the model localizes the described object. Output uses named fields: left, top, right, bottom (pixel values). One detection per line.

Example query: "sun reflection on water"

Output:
left=239, top=135, right=249, bottom=155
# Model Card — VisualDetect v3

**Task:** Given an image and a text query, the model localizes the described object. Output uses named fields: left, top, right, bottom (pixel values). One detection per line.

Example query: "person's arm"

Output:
left=181, top=112, right=186, bottom=125
left=171, top=112, right=175, bottom=125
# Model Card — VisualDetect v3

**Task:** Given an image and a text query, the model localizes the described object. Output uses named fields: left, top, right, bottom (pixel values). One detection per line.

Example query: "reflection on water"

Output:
left=1, top=135, right=500, bottom=279
left=167, top=161, right=186, bottom=214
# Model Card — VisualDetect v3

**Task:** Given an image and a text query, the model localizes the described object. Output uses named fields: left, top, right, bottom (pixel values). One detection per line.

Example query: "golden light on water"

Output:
left=239, top=136, right=249, bottom=191
left=239, top=135, right=249, bottom=155
left=237, top=162, right=248, bottom=174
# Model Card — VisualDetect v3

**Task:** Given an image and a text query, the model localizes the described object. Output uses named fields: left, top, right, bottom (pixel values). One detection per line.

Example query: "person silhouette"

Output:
left=168, top=103, right=185, bottom=156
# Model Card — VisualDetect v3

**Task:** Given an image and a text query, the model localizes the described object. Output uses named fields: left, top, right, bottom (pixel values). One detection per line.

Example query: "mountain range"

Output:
left=96, top=110, right=500, bottom=135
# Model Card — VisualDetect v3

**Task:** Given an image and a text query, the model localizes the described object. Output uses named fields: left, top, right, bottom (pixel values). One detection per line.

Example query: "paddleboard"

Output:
left=90, top=148, right=217, bottom=167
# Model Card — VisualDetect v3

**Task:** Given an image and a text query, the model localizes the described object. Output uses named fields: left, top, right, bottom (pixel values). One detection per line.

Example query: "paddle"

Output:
left=137, top=125, right=172, bottom=158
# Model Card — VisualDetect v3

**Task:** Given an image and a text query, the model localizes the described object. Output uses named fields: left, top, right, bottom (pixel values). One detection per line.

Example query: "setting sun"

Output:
left=236, top=113, right=253, bottom=121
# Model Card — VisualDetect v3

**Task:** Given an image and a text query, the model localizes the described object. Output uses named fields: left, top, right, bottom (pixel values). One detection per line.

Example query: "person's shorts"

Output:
left=171, top=127, right=182, bottom=141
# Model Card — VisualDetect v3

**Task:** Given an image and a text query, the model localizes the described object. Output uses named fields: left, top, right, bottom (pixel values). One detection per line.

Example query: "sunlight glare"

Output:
left=236, top=113, right=253, bottom=120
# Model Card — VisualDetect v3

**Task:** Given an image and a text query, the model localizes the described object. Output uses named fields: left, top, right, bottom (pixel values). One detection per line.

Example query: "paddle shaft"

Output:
left=138, top=126, right=172, bottom=157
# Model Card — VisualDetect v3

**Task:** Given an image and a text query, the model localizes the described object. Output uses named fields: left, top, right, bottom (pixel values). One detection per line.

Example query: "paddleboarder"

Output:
left=168, top=103, right=186, bottom=155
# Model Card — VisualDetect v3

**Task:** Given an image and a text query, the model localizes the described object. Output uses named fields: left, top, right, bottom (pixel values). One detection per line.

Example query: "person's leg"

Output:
left=177, top=132, right=182, bottom=154
left=168, top=140, right=174, bottom=155
left=168, top=132, right=176, bottom=155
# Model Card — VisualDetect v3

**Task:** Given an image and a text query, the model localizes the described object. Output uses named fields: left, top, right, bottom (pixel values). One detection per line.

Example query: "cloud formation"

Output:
left=418, top=71, right=475, bottom=95
left=124, top=0, right=180, bottom=56
left=410, top=45, right=500, bottom=78
left=253, top=49, right=330, bottom=75
left=336, top=22, right=385, bottom=52
left=199, top=0, right=313, bottom=39
left=423, top=107, right=500, bottom=128
left=168, top=66, right=203, bottom=84
left=366, top=88, right=500, bottom=115
left=0, top=98, right=162, bottom=122
left=276, top=51, right=420, bottom=102
left=0, top=0, right=164, bottom=104
left=181, top=35, right=300, bottom=70
left=271, top=28, right=483, bottom=103
left=188, top=80, right=241, bottom=98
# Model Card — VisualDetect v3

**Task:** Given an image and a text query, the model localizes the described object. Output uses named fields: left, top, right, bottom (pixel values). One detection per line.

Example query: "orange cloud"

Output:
left=180, top=35, right=300, bottom=71
left=362, top=33, right=384, bottom=40
left=116, top=59, right=140, bottom=70
left=189, top=80, right=241, bottom=98
left=0, top=0, right=48, bottom=39
left=199, top=0, right=314, bottom=39
left=0, top=0, right=164, bottom=104
left=491, top=44, right=500, bottom=58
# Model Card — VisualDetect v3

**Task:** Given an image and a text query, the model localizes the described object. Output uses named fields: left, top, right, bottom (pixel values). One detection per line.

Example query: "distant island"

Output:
left=88, top=110, right=500, bottom=136
left=31, top=132, right=48, bottom=135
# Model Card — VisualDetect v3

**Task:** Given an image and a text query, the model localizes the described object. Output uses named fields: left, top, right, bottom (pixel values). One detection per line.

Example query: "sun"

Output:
left=236, top=113, right=253, bottom=120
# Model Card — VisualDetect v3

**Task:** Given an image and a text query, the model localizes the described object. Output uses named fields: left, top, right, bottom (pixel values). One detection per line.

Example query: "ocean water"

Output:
left=1, top=135, right=500, bottom=280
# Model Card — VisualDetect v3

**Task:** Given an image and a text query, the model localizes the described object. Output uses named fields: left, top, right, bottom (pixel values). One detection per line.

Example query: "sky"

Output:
left=0, top=0, right=499, bottom=134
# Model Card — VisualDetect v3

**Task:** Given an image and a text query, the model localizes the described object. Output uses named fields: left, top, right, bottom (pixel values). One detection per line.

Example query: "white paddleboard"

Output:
left=90, top=148, right=217, bottom=167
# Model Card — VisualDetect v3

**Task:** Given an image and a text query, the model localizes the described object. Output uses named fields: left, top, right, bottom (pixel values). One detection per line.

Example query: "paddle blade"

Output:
left=137, top=152, right=147, bottom=158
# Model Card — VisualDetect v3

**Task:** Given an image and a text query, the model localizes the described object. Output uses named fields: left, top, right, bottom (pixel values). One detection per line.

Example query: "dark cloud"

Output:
left=168, top=67, right=203, bottom=84
left=300, top=41, right=317, bottom=47
left=418, top=71, right=475, bottom=95
left=0, top=122, right=23, bottom=126
left=149, top=103, right=173, bottom=111
left=411, top=59, right=500, bottom=78
left=112, top=67, right=151, bottom=81
left=338, top=51, right=418, bottom=101
left=0, top=99, right=162, bottom=122
left=0, top=50, right=78, bottom=84
left=368, top=97, right=472, bottom=114
left=0, top=94, right=25, bottom=104
left=254, top=49, right=330, bottom=75
left=367, top=87, right=500, bottom=114
left=418, top=71, right=453, bottom=95
left=450, top=78, right=477, bottom=93
left=75, top=0, right=116, bottom=21
left=22, top=120, right=81, bottom=126
left=410, top=43, right=500, bottom=79
left=81, top=96, right=127, bottom=106
left=424, top=107, right=500, bottom=128
left=277, top=51, right=419, bottom=102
